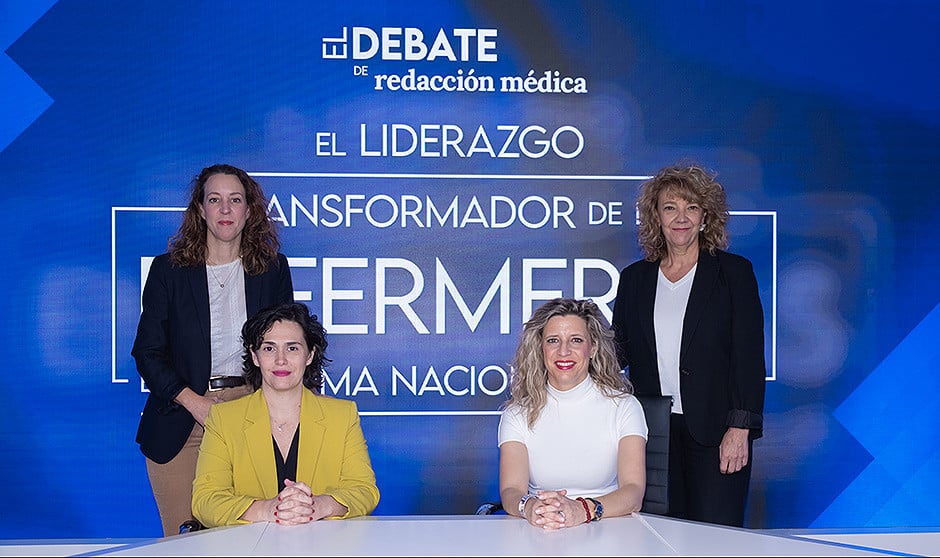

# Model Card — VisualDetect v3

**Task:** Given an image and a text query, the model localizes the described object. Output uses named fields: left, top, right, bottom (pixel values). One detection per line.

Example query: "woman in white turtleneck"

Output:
left=498, top=298, right=648, bottom=530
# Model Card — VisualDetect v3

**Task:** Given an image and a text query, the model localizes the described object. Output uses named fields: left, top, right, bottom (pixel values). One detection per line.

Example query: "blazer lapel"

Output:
left=297, top=390, right=327, bottom=486
left=245, top=267, right=268, bottom=316
left=639, top=260, right=659, bottom=358
left=680, top=250, right=720, bottom=358
left=244, top=391, right=279, bottom=499
left=187, top=264, right=212, bottom=349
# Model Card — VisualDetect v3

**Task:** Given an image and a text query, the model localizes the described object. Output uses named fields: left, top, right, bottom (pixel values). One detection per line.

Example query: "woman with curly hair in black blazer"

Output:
left=132, top=164, right=294, bottom=536
left=612, top=162, right=766, bottom=527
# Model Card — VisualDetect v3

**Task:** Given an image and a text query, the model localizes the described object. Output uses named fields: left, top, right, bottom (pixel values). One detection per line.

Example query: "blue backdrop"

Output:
left=1, top=0, right=938, bottom=538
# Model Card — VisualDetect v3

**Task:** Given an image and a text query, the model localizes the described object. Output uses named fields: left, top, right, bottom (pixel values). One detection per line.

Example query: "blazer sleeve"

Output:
left=192, top=406, right=256, bottom=528
left=726, top=255, right=766, bottom=437
left=328, top=402, right=380, bottom=518
left=131, top=255, right=189, bottom=404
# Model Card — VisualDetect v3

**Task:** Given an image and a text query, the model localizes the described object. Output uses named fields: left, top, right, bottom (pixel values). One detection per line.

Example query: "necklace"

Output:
left=207, top=259, right=240, bottom=289
left=271, top=403, right=300, bottom=433
left=272, top=417, right=296, bottom=433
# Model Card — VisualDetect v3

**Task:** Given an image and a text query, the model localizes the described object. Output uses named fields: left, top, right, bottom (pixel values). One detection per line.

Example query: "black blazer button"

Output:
left=680, top=368, right=691, bottom=375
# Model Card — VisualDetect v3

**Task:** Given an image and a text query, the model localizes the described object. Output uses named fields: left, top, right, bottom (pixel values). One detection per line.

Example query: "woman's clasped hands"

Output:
left=525, top=489, right=587, bottom=530
left=270, top=479, right=315, bottom=525
left=267, top=479, right=349, bottom=525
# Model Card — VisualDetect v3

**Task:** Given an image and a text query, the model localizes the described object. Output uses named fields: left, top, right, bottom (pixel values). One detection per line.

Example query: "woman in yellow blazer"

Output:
left=193, top=302, right=380, bottom=528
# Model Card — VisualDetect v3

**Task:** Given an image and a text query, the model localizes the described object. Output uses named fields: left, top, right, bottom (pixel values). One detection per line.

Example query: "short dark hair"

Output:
left=241, top=302, right=330, bottom=391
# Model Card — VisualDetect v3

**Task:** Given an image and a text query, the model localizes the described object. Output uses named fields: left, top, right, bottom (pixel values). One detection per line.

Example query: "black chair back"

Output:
left=635, top=394, right=671, bottom=515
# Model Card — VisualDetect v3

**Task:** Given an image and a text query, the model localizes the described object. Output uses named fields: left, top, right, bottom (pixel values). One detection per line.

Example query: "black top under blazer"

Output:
left=132, top=253, right=294, bottom=464
left=611, top=249, right=765, bottom=447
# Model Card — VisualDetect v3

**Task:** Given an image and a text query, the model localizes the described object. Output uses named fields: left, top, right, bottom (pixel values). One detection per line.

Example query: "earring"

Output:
left=699, top=223, right=705, bottom=232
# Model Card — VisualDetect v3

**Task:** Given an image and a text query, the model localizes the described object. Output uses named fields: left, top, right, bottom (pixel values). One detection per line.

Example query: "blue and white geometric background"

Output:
left=1, top=0, right=938, bottom=538
left=826, top=302, right=940, bottom=526
left=0, top=1, right=54, bottom=151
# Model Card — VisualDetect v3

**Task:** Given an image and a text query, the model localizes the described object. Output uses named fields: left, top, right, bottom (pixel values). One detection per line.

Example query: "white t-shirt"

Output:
left=653, top=264, right=695, bottom=414
left=497, top=377, right=648, bottom=498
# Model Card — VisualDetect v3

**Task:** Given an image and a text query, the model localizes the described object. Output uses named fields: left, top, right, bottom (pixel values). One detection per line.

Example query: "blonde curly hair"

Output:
left=505, top=298, right=632, bottom=428
left=637, top=163, right=729, bottom=262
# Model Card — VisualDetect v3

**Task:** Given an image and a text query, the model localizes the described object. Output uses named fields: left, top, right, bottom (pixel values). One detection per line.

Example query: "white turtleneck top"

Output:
left=497, top=377, right=648, bottom=498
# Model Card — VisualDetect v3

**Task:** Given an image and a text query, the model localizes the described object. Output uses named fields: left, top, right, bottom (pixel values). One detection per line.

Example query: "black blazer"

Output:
left=132, top=253, right=294, bottom=464
left=611, top=249, right=765, bottom=447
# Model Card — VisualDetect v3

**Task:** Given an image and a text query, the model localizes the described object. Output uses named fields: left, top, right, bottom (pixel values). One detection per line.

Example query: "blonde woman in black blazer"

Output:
left=132, top=164, right=293, bottom=536
left=611, top=163, right=765, bottom=527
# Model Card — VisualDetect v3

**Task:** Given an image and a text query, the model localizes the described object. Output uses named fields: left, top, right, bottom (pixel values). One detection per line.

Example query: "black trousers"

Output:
left=667, top=413, right=752, bottom=527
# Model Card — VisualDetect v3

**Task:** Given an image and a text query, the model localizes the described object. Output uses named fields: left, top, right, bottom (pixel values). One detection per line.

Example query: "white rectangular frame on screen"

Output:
left=111, top=173, right=777, bottom=417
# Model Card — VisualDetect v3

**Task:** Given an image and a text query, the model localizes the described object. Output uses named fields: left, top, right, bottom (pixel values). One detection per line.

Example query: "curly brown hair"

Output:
left=506, top=298, right=632, bottom=428
left=242, top=302, right=330, bottom=392
left=168, top=164, right=281, bottom=274
left=636, top=163, right=729, bottom=262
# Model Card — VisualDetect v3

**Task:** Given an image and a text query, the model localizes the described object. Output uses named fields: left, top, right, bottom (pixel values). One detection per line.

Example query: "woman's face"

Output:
left=541, top=314, right=594, bottom=391
left=199, top=173, right=249, bottom=248
left=656, top=189, right=704, bottom=255
left=251, top=320, right=314, bottom=393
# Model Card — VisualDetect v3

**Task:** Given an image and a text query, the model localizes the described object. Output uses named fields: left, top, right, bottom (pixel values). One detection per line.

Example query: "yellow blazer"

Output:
left=192, top=388, right=380, bottom=527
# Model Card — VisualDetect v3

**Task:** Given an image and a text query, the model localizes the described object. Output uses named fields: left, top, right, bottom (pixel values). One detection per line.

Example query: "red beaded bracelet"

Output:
left=575, top=497, right=592, bottom=524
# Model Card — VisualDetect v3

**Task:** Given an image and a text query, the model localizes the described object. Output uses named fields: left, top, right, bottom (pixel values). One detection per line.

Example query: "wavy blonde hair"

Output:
left=505, top=298, right=632, bottom=428
left=637, top=162, right=729, bottom=262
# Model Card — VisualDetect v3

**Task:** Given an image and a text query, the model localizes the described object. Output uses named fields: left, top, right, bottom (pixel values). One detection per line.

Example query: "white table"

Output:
left=84, top=514, right=906, bottom=556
